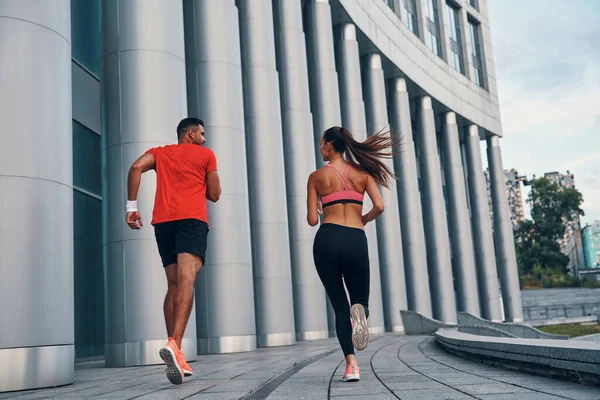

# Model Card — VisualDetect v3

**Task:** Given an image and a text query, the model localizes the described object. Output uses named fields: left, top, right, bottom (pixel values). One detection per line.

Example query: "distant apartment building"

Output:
left=582, top=221, right=600, bottom=269
left=484, top=168, right=526, bottom=230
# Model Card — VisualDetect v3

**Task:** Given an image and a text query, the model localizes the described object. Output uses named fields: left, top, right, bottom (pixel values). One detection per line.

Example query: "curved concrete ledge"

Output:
left=335, top=0, right=501, bottom=135
left=458, top=324, right=518, bottom=338
left=458, top=312, right=569, bottom=340
left=435, top=329, right=600, bottom=386
left=527, top=315, right=599, bottom=328
left=400, top=310, right=457, bottom=335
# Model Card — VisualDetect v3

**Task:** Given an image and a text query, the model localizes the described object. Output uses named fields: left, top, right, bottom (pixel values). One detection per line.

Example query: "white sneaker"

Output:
left=350, top=304, right=369, bottom=351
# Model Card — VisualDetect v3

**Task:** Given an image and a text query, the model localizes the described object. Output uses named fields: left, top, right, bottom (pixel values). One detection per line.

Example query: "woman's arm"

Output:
left=362, top=175, right=385, bottom=226
left=307, top=172, right=320, bottom=226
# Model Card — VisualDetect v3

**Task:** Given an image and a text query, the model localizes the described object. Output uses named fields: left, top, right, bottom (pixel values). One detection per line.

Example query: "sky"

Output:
left=485, top=0, right=600, bottom=226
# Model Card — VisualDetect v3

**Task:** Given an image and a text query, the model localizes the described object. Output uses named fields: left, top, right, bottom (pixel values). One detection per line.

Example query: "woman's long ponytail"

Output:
left=323, top=126, right=400, bottom=188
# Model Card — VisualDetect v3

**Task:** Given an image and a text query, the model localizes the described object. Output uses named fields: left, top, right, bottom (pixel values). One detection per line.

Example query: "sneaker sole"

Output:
left=342, top=373, right=360, bottom=382
left=159, top=346, right=184, bottom=385
left=183, top=370, right=193, bottom=377
left=350, top=304, right=369, bottom=351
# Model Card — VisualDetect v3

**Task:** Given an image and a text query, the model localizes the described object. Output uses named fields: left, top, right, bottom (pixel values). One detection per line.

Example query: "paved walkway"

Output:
left=3, top=334, right=599, bottom=399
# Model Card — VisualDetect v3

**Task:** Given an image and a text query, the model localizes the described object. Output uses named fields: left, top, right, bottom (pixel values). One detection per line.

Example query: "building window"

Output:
left=425, top=0, right=442, bottom=57
left=71, top=0, right=101, bottom=75
left=468, top=0, right=478, bottom=10
left=446, top=3, right=464, bottom=74
left=468, top=18, right=485, bottom=88
left=404, top=0, right=419, bottom=36
left=73, top=121, right=101, bottom=195
left=72, top=120, right=104, bottom=358
left=383, top=0, right=393, bottom=8
left=73, top=190, right=104, bottom=358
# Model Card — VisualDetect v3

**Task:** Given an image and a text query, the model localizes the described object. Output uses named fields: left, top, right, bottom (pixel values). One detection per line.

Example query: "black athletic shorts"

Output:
left=154, top=218, right=209, bottom=267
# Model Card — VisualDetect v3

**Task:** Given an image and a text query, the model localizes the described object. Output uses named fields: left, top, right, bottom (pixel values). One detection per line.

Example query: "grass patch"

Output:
left=537, top=323, right=600, bottom=338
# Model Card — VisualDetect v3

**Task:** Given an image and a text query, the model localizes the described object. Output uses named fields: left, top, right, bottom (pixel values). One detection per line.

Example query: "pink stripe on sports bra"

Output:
left=320, top=163, right=364, bottom=208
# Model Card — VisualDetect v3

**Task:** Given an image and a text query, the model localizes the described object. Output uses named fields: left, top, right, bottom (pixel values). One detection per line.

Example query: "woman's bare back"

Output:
left=314, top=161, right=368, bottom=229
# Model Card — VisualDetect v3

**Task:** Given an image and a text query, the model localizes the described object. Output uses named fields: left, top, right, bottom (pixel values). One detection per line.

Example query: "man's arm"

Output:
left=126, top=153, right=155, bottom=229
left=206, top=170, right=221, bottom=202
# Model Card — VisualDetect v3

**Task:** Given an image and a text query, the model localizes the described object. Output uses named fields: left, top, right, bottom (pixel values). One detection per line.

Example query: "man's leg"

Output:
left=172, top=252, right=203, bottom=349
left=164, top=264, right=178, bottom=338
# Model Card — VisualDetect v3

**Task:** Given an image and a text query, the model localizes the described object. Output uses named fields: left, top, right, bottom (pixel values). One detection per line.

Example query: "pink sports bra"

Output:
left=320, top=163, right=364, bottom=208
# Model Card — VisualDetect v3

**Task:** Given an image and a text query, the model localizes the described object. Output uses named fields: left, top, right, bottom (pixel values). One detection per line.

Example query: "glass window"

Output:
left=468, top=18, right=485, bottom=88
left=73, top=190, right=104, bottom=358
left=404, top=0, right=419, bottom=36
left=73, top=121, right=101, bottom=195
left=469, top=0, right=478, bottom=10
left=383, top=0, right=393, bottom=8
left=446, top=3, right=464, bottom=74
left=71, top=0, right=101, bottom=75
left=425, top=0, right=442, bottom=57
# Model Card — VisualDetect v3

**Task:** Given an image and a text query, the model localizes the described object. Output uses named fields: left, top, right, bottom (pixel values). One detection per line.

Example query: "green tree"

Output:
left=515, top=177, right=584, bottom=278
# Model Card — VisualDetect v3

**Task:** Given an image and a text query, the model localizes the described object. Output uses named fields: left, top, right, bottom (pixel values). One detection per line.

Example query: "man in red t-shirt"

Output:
left=125, top=117, right=221, bottom=385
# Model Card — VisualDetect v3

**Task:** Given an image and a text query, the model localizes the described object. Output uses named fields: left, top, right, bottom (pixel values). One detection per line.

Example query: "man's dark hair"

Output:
left=177, top=117, right=204, bottom=139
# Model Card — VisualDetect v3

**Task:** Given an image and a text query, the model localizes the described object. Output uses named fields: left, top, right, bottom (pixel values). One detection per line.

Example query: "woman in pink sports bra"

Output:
left=307, top=126, right=397, bottom=382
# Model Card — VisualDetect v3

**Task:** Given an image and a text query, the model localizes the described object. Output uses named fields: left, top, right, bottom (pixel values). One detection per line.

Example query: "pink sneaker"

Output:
left=342, top=362, right=360, bottom=382
left=182, top=359, right=193, bottom=377
left=159, top=337, right=185, bottom=385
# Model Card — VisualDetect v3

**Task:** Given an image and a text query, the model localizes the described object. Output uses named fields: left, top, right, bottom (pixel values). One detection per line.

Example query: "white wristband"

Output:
left=126, top=200, right=138, bottom=213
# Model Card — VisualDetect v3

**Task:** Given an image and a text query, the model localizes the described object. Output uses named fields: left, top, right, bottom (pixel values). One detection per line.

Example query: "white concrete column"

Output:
left=237, top=0, right=296, bottom=347
left=0, top=0, right=74, bottom=390
left=416, top=96, right=457, bottom=323
left=487, top=135, right=524, bottom=322
left=464, top=125, right=502, bottom=321
left=441, top=113, right=481, bottom=316
left=362, top=53, right=408, bottom=332
left=388, top=77, right=433, bottom=318
left=102, top=0, right=197, bottom=365
left=184, top=0, right=257, bottom=354
left=334, top=23, right=386, bottom=334
left=274, top=0, right=329, bottom=341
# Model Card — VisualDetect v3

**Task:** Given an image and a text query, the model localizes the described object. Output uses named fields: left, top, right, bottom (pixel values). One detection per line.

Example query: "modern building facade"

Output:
left=565, top=229, right=585, bottom=277
left=484, top=168, right=526, bottom=230
left=0, top=0, right=522, bottom=392
left=582, top=221, right=600, bottom=270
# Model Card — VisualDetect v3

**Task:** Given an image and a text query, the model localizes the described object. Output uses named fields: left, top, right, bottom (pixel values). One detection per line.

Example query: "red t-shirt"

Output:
left=145, top=144, right=217, bottom=226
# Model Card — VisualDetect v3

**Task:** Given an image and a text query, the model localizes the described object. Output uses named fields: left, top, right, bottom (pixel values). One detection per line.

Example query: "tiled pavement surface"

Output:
left=2, top=334, right=599, bottom=399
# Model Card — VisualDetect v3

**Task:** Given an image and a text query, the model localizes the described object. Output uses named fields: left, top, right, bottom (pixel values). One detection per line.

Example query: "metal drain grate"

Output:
left=239, top=349, right=338, bottom=400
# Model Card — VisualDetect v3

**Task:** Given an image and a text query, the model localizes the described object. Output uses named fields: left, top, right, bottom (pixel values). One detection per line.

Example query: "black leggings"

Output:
left=313, top=223, right=370, bottom=357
